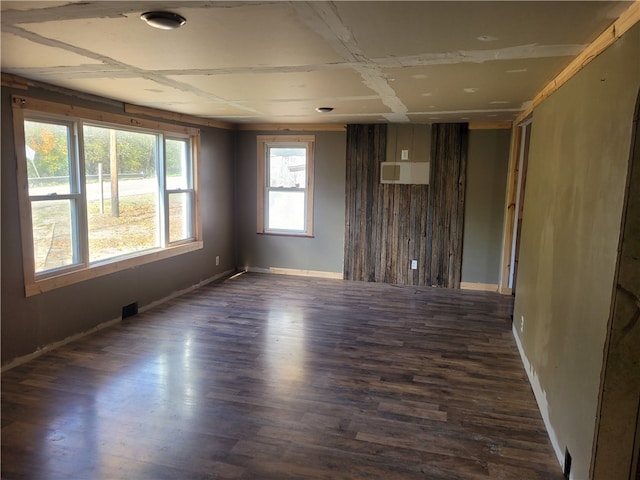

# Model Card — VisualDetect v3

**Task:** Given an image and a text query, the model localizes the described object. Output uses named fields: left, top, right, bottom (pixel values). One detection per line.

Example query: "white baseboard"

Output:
left=1, top=268, right=235, bottom=372
left=512, top=323, right=564, bottom=470
left=269, top=267, right=343, bottom=279
left=244, top=266, right=270, bottom=274
left=460, top=282, right=499, bottom=292
left=245, top=266, right=343, bottom=280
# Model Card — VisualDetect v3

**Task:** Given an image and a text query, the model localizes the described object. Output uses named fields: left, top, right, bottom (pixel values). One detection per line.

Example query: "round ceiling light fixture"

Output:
left=315, top=107, right=334, bottom=113
left=140, top=11, right=186, bottom=30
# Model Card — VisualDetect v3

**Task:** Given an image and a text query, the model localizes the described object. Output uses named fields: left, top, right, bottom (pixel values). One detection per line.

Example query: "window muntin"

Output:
left=257, top=136, right=314, bottom=236
left=14, top=96, right=201, bottom=295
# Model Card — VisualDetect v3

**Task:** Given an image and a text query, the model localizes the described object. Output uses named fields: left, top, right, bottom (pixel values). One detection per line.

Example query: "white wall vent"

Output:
left=380, top=162, right=429, bottom=184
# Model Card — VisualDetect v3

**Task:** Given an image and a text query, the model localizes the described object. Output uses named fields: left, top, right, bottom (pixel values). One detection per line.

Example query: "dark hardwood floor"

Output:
left=1, top=273, right=563, bottom=479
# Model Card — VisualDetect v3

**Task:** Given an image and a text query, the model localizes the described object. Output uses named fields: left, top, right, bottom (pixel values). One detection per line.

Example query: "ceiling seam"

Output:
left=1, top=23, right=262, bottom=115
left=292, top=1, right=410, bottom=123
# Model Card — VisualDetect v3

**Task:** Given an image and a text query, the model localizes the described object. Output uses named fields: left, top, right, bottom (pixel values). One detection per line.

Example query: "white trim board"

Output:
left=459, top=282, right=499, bottom=292
left=245, top=266, right=343, bottom=280
left=512, top=323, right=565, bottom=472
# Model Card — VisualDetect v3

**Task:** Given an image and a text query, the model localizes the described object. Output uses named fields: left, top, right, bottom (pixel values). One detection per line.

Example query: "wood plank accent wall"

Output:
left=343, top=123, right=468, bottom=287
left=344, top=124, right=429, bottom=285
left=427, top=123, right=468, bottom=288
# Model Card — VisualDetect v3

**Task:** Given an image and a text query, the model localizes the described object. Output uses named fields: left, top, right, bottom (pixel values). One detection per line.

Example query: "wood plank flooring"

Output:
left=1, top=273, right=563, bottom=479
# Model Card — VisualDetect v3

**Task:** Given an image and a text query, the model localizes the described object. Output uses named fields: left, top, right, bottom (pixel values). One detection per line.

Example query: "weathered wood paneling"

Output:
left=344, top=124, right=429, bottom=285
left=427, top=123, right=468, bottom=288
left=344, top=123, right=467, bottom=287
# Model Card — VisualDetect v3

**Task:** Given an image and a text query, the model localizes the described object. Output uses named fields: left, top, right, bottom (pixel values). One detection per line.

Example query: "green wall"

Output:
left=1, top=85, right=236, bottom=364
left=235, top=130, right=346, bottom=274
left=461, top=129, right=511, bottom=285
left=512, top=23, right=640, bottom=478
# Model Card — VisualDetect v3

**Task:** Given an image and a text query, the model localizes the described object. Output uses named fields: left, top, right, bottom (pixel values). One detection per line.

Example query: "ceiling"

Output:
left=0, top=1, right=632, bottom=125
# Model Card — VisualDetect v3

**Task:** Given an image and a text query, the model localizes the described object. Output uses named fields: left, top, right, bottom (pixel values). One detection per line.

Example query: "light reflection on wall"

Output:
left=265, top=306, right=307, bottom=394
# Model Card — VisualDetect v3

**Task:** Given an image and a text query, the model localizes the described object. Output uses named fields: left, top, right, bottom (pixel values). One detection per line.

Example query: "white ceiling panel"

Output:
left=0, top=1, right=632, bottom=124
left=1, top=32, right=102, bottom=69
left=171, top=70, right=377, bottom=101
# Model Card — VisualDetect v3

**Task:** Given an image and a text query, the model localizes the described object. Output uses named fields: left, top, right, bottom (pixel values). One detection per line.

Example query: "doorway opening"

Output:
left=499, top=118, right=532, bottom=295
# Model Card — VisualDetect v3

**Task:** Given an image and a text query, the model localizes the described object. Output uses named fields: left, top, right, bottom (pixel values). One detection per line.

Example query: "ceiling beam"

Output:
left=124, top=104, right=235, bottom=130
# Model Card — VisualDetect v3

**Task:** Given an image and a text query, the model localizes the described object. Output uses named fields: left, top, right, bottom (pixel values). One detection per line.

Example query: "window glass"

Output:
left=166, top=138, right=190, bottom=190
left=268, top=147, right=306, bottom=188
left=31, top=199, right=75, bottom=272
left=84, top=125, right=159, bottom=263
left=24, top=120, right=72, bottom=195
left=267, top=190, right=305, bottom=231
left=168, top=192, right=192, bottom=243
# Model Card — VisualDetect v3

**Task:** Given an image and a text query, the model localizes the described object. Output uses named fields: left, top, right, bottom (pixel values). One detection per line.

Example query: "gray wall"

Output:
left=513, top=23, right=639, bottom=479
left=235, top=130, right=346, bottom=274
left=1, top=85, right=236, bottom=364
left=461, top=129, right=510, bottom=285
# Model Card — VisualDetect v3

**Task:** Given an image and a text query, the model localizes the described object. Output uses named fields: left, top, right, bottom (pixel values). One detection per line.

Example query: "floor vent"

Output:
left=122, top=302, right=138, bottom=320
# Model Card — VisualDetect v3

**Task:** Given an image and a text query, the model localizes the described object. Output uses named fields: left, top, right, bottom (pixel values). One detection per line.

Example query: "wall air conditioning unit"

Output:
left=380, top=161, right=430, bottom=184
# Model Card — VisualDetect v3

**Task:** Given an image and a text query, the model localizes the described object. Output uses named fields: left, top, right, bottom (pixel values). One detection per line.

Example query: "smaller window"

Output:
left=24, top=119, right=82, bottom=273
left=165, top=137, right=195, bottom=244
left=257, top=135, right=314, bottom=236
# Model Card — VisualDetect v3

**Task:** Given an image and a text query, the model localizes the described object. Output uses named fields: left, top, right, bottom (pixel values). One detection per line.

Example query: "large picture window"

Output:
left=13, top=96, right=200, bottom=296
left=257, top=135, right=315, bottom=236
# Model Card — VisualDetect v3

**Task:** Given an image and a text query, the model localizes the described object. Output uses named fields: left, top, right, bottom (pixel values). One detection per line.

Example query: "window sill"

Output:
left=257, top=232, right=315, bottom=239
left=25, top=241, right=203, bottom=297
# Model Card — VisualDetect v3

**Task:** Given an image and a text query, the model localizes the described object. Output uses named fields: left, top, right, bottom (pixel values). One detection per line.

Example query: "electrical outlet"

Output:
left=520, top=315, right=525, bottom=333
left=401, top=149, right=409, bottom=160
left=411, top=259, right=418, bottom=270
left=215, top=256, right=220, bottom=266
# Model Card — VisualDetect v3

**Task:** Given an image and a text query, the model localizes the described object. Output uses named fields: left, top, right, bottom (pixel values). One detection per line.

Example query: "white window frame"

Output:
left=12, top=95, right=202, bottom=296
left=163, top=135, right=196, bottom=246
left=256, top=135, right=315, bottom=237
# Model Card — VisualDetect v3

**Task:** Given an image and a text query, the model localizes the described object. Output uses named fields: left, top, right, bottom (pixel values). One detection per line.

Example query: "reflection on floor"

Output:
left=1, top=273, right=563, bottom=479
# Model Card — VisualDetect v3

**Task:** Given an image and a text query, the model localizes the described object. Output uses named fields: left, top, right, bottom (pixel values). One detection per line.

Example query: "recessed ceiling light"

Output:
left=477, top=35, right=498, bottom=42
left=141, top=11, right=186, bottom=30
left=315, top=107, right=334, bottom=113
left=464, top=88, right=479, bottom=93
